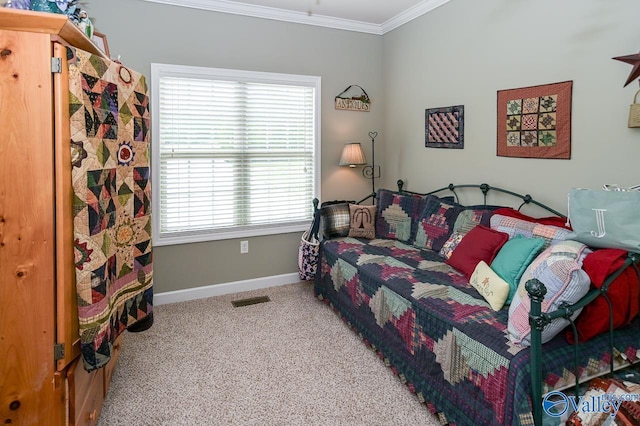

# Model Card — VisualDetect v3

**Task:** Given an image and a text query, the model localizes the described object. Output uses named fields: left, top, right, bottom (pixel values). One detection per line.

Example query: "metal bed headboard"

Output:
left=396, top=179, right=640, bottom=426
left=396, top=179, right=566, bottom=218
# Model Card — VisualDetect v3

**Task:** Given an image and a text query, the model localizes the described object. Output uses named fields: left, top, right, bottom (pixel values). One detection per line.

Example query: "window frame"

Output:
left=150, top=63, right=321, bottom=246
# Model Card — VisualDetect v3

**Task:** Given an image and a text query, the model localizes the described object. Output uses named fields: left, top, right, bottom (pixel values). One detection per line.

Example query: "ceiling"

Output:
left=141, top=0, right=451, bottom=34
left=228, top=0, right=427, bottom=24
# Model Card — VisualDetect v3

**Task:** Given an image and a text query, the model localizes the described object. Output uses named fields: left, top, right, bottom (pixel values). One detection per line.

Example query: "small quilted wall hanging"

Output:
left=425, top=105, right=464, bottom=149
left=497, top=81, right=572, bottom=159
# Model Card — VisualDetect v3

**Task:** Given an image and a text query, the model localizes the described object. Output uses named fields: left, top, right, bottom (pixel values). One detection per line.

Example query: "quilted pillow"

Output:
left=566, top=248, right=640, bottom=344
left=321, top=203, right=350, bottom=238
left=446, top=225, right=509, bottom=279
left=490, top=214, right=571, bottom=249
left=492, top=207, right=571, bottom=230
left=414, top=197, right=465, bottom=252
left=438, top=205, right=501, bottom=259
left=491, top=236, right=545, bottom=304
left=375, top=189, right=427, bottom=243
left=470, top=261, right=511, bottom=311
left=507, top=240, right=592, bottom=346
left=348, top=204, right=376, bottom=239
left=452, top=206, right=501, bottom=235
left=439, top=231, right=465, bottom=260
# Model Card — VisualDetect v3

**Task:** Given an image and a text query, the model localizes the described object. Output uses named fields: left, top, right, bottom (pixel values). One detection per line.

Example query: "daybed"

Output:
left=314, top=180, right=640, bottom=426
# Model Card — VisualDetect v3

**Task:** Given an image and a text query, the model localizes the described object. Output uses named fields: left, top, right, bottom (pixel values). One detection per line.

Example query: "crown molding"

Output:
left=138, top=0, right=381, bottom=34
left=138, top=0, right=451, bottom=35
left=381, top=0, right=451, bottom=34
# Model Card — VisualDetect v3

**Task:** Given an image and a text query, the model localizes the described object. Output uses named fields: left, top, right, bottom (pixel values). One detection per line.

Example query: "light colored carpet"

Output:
left=97, top=282, right=442, bottom=426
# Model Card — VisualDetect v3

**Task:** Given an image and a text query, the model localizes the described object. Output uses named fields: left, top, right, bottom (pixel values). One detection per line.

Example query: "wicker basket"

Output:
left=629, top=89, right=640, bottom=128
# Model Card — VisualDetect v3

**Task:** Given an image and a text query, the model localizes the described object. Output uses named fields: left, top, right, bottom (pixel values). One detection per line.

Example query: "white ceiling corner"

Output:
left=138, top=0, right=451, bottom=35
left=380, top=0, right=451, bottom=34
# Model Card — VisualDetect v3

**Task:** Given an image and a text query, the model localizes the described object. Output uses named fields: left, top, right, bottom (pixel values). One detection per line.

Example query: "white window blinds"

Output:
left=151, top=64, right=320, bottom=246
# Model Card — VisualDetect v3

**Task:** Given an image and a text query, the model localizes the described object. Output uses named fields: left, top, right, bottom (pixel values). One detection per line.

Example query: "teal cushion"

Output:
left=491, top=235, right=545, bottom=303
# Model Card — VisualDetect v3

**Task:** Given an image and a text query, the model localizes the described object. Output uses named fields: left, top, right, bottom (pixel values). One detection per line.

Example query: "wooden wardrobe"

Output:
left=0, top=9, right=124, bottom=425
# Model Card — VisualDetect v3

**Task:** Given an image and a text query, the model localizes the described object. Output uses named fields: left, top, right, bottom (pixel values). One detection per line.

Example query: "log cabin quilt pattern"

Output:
left=68, top=48, right=153, bottom=371
left=315, top=237, right=640, bottom=425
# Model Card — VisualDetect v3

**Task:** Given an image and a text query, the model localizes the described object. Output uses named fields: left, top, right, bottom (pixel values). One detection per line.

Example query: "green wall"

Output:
left=381, top=0, right=640, bottom=210
left=87, top=0, right=640, bottom=294
left=86, top=0, right=384, bottom=293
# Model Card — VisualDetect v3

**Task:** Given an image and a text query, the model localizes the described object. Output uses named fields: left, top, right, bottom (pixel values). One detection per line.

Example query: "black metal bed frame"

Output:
left=394, top=179, right=640, bottom=425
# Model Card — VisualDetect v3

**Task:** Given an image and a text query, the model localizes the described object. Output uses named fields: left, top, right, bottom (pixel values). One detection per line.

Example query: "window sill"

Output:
left=153, top=222, right=311, bottom=247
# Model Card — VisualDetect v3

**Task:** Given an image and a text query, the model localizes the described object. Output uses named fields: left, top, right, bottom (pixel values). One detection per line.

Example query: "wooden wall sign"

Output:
left=335, top=84, right=370, bottom=112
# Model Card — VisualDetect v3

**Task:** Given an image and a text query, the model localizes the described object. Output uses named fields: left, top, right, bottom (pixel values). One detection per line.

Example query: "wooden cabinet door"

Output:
left=0, top=29, right=62, bottom=425
left=53, top=41, right=81, bottom=372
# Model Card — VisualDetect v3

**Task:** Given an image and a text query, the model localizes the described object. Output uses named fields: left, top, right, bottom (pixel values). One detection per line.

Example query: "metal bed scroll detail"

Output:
left=395, top=179, right=640, bottom=426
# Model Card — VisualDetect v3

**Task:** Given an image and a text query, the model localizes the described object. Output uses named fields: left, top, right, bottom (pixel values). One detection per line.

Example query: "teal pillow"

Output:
left=491, top=235, right=545, bottom=303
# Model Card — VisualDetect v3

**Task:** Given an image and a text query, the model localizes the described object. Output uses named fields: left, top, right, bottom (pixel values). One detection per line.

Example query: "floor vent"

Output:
left=231, top=296, right=271, bottom=307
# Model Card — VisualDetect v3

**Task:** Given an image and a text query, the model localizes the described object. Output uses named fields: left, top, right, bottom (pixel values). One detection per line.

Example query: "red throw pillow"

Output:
left=446, top=225, right=509, bottom=279
left=493, top=207, right=571, bottom=230
left=566, top=249, right=640, bottom=344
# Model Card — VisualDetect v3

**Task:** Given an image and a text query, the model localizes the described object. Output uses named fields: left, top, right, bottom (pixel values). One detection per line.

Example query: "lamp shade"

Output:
left=339, top=143, right=367, bottom=167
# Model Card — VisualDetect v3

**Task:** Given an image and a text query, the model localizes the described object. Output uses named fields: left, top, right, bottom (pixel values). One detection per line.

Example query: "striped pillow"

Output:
left=490, top=214, right=571, bottom=249
left=507, top=240, right=592, bottom=346
left=321, top=203, right=350, bottom=238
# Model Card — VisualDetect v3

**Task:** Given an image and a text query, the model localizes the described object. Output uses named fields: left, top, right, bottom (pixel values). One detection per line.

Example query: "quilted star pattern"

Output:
left=68, top=48, right=153, bottom=372
left=506, top=94, right=558, bottom=147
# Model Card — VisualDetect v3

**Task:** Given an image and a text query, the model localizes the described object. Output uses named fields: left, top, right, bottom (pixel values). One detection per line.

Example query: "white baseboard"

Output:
left=153, top=272, right=302, bottom=306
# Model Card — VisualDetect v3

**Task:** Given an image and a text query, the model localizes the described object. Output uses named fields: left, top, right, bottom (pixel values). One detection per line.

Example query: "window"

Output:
left=151, top=64, right=320, bottom=246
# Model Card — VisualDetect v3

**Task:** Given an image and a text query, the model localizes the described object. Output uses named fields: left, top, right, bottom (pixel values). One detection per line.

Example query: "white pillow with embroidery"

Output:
left=469, top=261, right=510, bottom=311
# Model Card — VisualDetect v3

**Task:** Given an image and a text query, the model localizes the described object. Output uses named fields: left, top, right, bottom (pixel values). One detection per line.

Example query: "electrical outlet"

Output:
left=240, top=240, right=249, bottom=254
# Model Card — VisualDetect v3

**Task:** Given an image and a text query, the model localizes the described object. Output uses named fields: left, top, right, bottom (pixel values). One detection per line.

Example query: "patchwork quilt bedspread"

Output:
left=315, top=237, right=640, bottom=426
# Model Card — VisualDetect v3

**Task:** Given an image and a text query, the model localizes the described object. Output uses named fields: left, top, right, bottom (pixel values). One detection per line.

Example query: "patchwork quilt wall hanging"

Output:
left=425, top=105, right=465, bottom=149
left=68, top=48, right=153, bottom=371
left=497, top=81, right=572, bottom=159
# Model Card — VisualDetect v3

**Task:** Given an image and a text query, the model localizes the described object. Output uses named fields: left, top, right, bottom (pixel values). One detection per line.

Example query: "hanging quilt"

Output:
left=68, top=48, right=153, bottom=371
